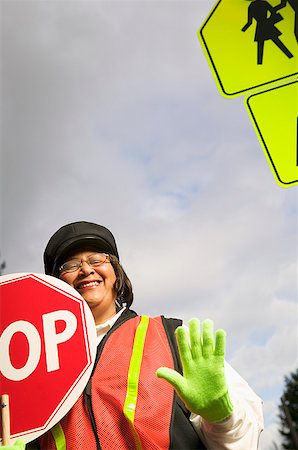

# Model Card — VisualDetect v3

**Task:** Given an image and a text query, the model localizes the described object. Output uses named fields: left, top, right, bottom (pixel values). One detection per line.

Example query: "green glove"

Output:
left=1, top=440, right=25, bottom=449
left=156, top=318, right=233, bottom=423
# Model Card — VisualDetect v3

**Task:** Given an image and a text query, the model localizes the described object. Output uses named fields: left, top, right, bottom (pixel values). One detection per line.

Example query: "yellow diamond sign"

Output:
left=199, top=0, right=297, bottom=97
left=246, top=80, right=298, bottom=186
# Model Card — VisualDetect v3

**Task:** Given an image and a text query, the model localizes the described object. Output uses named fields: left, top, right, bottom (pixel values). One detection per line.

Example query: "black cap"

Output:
left=44, top=221, right=119, bottom=275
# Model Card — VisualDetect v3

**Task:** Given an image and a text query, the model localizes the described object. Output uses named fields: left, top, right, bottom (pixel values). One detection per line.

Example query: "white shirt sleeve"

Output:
left=190, top=362, right=264, bottom=449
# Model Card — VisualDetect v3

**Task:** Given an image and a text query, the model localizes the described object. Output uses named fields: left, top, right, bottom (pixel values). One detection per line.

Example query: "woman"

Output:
left=4, top=221, right=263, bottom=450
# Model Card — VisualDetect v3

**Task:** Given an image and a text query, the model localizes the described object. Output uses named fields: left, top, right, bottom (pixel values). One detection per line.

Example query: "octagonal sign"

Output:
left=0, top=273, right=97, bottom=444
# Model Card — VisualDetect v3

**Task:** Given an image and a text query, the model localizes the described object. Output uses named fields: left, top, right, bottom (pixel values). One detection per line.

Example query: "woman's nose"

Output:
left=79, top=260, right=94, bottom=275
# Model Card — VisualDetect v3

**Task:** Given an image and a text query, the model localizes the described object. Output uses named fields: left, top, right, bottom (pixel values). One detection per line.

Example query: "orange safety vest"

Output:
left=37, top=312, right=206, bottom=450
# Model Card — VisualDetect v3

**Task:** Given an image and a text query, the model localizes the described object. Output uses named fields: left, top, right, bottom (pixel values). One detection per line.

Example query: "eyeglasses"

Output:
left=59, top=253, right=109, bottom=274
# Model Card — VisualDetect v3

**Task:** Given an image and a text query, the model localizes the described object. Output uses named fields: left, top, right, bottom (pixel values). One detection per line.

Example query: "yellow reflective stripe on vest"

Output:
left=123, top=315, right=150, bottom=450
left=51, top=422, right=66, bottom=450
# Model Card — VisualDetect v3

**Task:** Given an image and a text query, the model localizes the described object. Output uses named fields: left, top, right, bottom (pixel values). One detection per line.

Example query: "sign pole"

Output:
left=1, top=394, right=11, bottom=445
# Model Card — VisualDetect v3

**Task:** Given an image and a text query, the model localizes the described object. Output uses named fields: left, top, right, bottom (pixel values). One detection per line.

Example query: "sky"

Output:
left=1, top=1, right=297, bottom=448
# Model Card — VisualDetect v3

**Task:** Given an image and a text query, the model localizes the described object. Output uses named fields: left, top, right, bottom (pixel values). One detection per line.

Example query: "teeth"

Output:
left=79, top=281, right=100, bottom=289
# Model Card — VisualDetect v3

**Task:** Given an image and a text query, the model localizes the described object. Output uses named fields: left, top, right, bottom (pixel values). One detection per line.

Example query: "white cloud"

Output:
left=229, top=317, right=297, bottom=392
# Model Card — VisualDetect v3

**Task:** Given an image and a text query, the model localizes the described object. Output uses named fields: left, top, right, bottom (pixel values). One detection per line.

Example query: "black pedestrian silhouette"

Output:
left=242, top=0, right=294, bottom=64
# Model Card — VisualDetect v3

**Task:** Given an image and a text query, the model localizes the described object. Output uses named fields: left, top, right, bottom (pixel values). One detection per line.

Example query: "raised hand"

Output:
left=157, top=318, right=233, bottom=423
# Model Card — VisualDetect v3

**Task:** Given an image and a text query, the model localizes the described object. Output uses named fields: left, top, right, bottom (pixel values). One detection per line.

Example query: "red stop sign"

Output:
left=0, top=273, right=97, bottom=444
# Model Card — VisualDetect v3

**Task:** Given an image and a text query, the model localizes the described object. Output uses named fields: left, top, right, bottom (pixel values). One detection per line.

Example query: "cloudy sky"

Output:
left=1, top=1, right=297, bottom=448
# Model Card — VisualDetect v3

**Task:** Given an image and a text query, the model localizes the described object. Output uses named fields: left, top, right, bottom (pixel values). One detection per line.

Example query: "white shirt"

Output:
left=95, top=310, right=264, bottom=449
left=95, top=307, right=126, bottom=344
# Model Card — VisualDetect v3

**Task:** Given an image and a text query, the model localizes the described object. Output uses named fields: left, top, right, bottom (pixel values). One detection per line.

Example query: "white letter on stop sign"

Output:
left=0, top=321, right=42, bottom=381
left=43, top=310, right=77, bottom=372
left=0, top=310, right=78, bottom=381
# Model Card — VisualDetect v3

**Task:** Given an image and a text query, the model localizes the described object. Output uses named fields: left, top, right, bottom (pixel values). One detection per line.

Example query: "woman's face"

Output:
left=59, top=250, right=117, bottom=324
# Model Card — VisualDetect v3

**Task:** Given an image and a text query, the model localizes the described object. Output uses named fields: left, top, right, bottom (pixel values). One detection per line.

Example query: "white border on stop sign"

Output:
left=0, top=272, right=97, bottom=445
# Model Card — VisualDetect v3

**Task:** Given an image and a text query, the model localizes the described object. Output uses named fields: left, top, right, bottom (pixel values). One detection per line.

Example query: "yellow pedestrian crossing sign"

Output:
left=198, top=0, right=298, bottom=186
left=199, top=0, right=297, bottom=97
left=246, top=80, right=298, bottom=186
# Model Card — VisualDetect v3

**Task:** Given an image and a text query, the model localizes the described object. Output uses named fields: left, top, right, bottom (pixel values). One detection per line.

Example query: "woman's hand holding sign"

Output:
left=1, top=441, right=25, bottom=449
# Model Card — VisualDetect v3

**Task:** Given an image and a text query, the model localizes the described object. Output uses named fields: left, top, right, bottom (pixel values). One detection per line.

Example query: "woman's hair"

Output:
left=109, top=255, right=134, bottom=308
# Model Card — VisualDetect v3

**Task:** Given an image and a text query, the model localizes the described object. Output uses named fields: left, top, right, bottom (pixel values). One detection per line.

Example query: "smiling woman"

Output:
left=4, top=221, right=263, bottom=450
left=43, top=222, right=134, bottom=326
left=58, top=250, right=118, bottom=324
